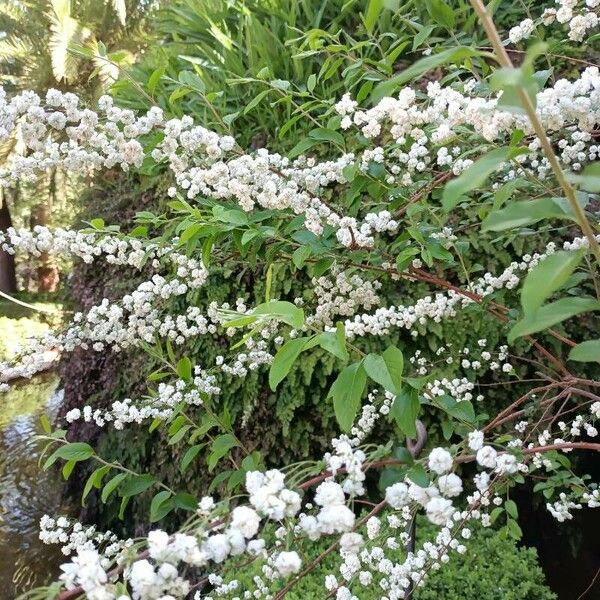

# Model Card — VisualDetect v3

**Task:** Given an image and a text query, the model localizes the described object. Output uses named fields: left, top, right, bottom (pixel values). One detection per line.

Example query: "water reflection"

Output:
left=0, top=374, right=73, bottom=597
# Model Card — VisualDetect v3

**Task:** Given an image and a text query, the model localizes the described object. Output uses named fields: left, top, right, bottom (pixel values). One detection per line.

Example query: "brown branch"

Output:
left=393, top=171, right=453, bottom=218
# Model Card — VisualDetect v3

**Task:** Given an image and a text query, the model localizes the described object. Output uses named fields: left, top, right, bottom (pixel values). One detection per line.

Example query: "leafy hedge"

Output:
left=218, top=519, right=556, bottom=600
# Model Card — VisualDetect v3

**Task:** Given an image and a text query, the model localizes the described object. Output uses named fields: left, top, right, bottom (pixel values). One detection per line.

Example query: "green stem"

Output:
left=468, top=0, right=600, bottom=264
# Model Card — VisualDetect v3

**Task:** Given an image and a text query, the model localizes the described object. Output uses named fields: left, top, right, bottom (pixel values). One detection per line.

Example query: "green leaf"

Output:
left=101, top=473, right=128, bottom=503
left=168, top=415, right=186, bottom=437
left=208, top=434, right=239, bottom=472
left=40, top=414, right=52, bottom=435
left=412, top=25, right=434, bottom=51
left=176, top=357, right=192, bottom=381
left=148, top=66, right=165, bottom=95
left=292, top=245, right=311, bottom=268
left=509, top=297, right=600, bottom=342
left=442, top=147, right=527, bottom=211
left=393, top=446, right=414, bottom=464
left=89, top=218, right=105, bottom=229
left=307, top=73, right=316, bottom=92
left=364, top=0, right=384, bottom=33
left=505, top=499, right=519, bottom=519
left=119, top=474, right=156, bottom=497
left=253, top=300, right=305, bottom=329
left=568, top=162, right=600, bottom=192
left=449, top=400, right=476, bottom=423
left=490, top=58, right=542, bottom=114
left=62, top=459, right=76, bottom=480
left=392, top=388, right=420, bottom=438
left=119, top=496, right=130, bottom=520
left=174, top=492, right=198, bottom=510
left=406, top=464, right=430, bottom=487
left=180, top=222, right=203, bottom=244
left=308, top=128, right=344, bottom=146
left=82, top=465, right=111, bottom=506
left=241, top=229, right=260, bottom=246
left=427, top=0, right=455, bottom=28
left=278, top=114, right=303, bottom=139
left=270, top=79, right=290, bottom=91
left=568, top=339, right=600, bottom=362
left=265, top=264, right=273, bottom=303
left=438, top=395, right=476, bottom=423
left=244, top=89, right=271, bottom=115
left=328, top=363, right=367, bottom=432
left=288, top=137, right=320, bottom=159
left=208, top=470, right=232, bottom=493
left=178, top=70, right=205, bottom=93
left=169, top=424, right=191, bottom=445
left=490, top=506, right=504, bottom=524
left=44, top=442, right=94, bottom=469
left=372, top=47, right=481, bottom=102
left=363, top=345, right=403, bottom=394
left=227, top=470, right=246, bottom=491
left=180, top=444, right=204, bottom=473
left=212, top=206, right=249, bottom=225
left=396, top=246, right=420, bottom=271
left=150, top=490, right=173, bottom=523
left=269, top=337, right=311, bottom=390
left=506, top=517, right=522, bottom=540
left=521, top=251, right=584, bottom=316
left=311, top=325, right=349, bottom=361
left=481, top=198, right=572, bottom=232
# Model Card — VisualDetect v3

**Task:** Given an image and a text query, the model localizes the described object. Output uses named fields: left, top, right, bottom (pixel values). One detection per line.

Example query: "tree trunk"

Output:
left=0, top=192, right=17, bottom=294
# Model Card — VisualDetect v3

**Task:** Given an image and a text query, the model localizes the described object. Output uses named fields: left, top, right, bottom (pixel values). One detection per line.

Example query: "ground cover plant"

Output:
left=1, top=0, right=600, bottom=598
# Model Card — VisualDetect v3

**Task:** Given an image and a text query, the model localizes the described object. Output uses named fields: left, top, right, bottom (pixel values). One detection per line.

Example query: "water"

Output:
left=0, top=374, right=73, bottom=598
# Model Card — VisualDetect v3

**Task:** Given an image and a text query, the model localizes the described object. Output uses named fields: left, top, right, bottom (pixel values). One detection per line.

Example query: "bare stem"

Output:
left=469, top=0, right=600, bottom=263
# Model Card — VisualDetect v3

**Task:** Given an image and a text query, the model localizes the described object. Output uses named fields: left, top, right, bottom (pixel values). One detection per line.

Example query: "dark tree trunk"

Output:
left=0, top=194, right=17, bottom=294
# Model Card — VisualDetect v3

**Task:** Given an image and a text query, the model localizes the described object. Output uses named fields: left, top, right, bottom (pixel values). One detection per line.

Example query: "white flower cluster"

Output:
left=0, top=88, right=397, bottom=249
left=334, top=68, right=600, bottom=186
left=508, top=17, right=535, bottom=43
left=65, top=368, right=219, bottom=429
left=306, top=267, right=382, bottom=327
left=59, top=549, right=112, bottom=600
left=0, top=226, right=210, bottom=383
left=246, top=470, right=302, bottom=520
left=344, top=235, right=596, bottom=341
left=538, top=0, right=600, bottom=42
left=297, top=480, right=356, bottom=541
left=39, top=515, right=130, bottom=564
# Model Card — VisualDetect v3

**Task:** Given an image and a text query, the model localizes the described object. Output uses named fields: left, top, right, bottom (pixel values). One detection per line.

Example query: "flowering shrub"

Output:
left=217, top=519, right=557, bottom=600
left=2, top=0, right=600, bottom=598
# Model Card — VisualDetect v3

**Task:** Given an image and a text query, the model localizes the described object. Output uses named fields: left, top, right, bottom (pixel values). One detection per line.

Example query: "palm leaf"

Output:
left=110, top=0, right=127, bottom=27
left=47, top=0, right=91, bottom=82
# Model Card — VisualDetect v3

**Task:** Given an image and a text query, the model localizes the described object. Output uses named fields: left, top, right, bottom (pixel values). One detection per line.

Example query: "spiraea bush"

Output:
left=1, top=0, right=599, bottom=598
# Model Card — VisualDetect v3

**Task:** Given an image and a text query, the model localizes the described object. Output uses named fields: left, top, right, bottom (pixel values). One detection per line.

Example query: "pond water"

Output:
left=0, top=374, right=73, bottom=597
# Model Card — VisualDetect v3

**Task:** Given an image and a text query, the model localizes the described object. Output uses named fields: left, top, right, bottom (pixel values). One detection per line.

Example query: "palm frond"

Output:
left=109, top=0, right=127, bottom=27
left=47, top=0, right=91, bottom=82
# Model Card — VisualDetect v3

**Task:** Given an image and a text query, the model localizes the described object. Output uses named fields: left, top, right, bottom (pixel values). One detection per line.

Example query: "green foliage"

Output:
left=568, top=339, right=600, bottom=362
left=328, top=362, right=367, bottom=432
left=414, top=528, right=555, bottom=600
left=521, top=250, right=584, bottom=316
left=363, top=345, right=403, bottom=394
left=442, top=147, right=528, bottom=211
left=219, top=520, right=556, bottom=600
